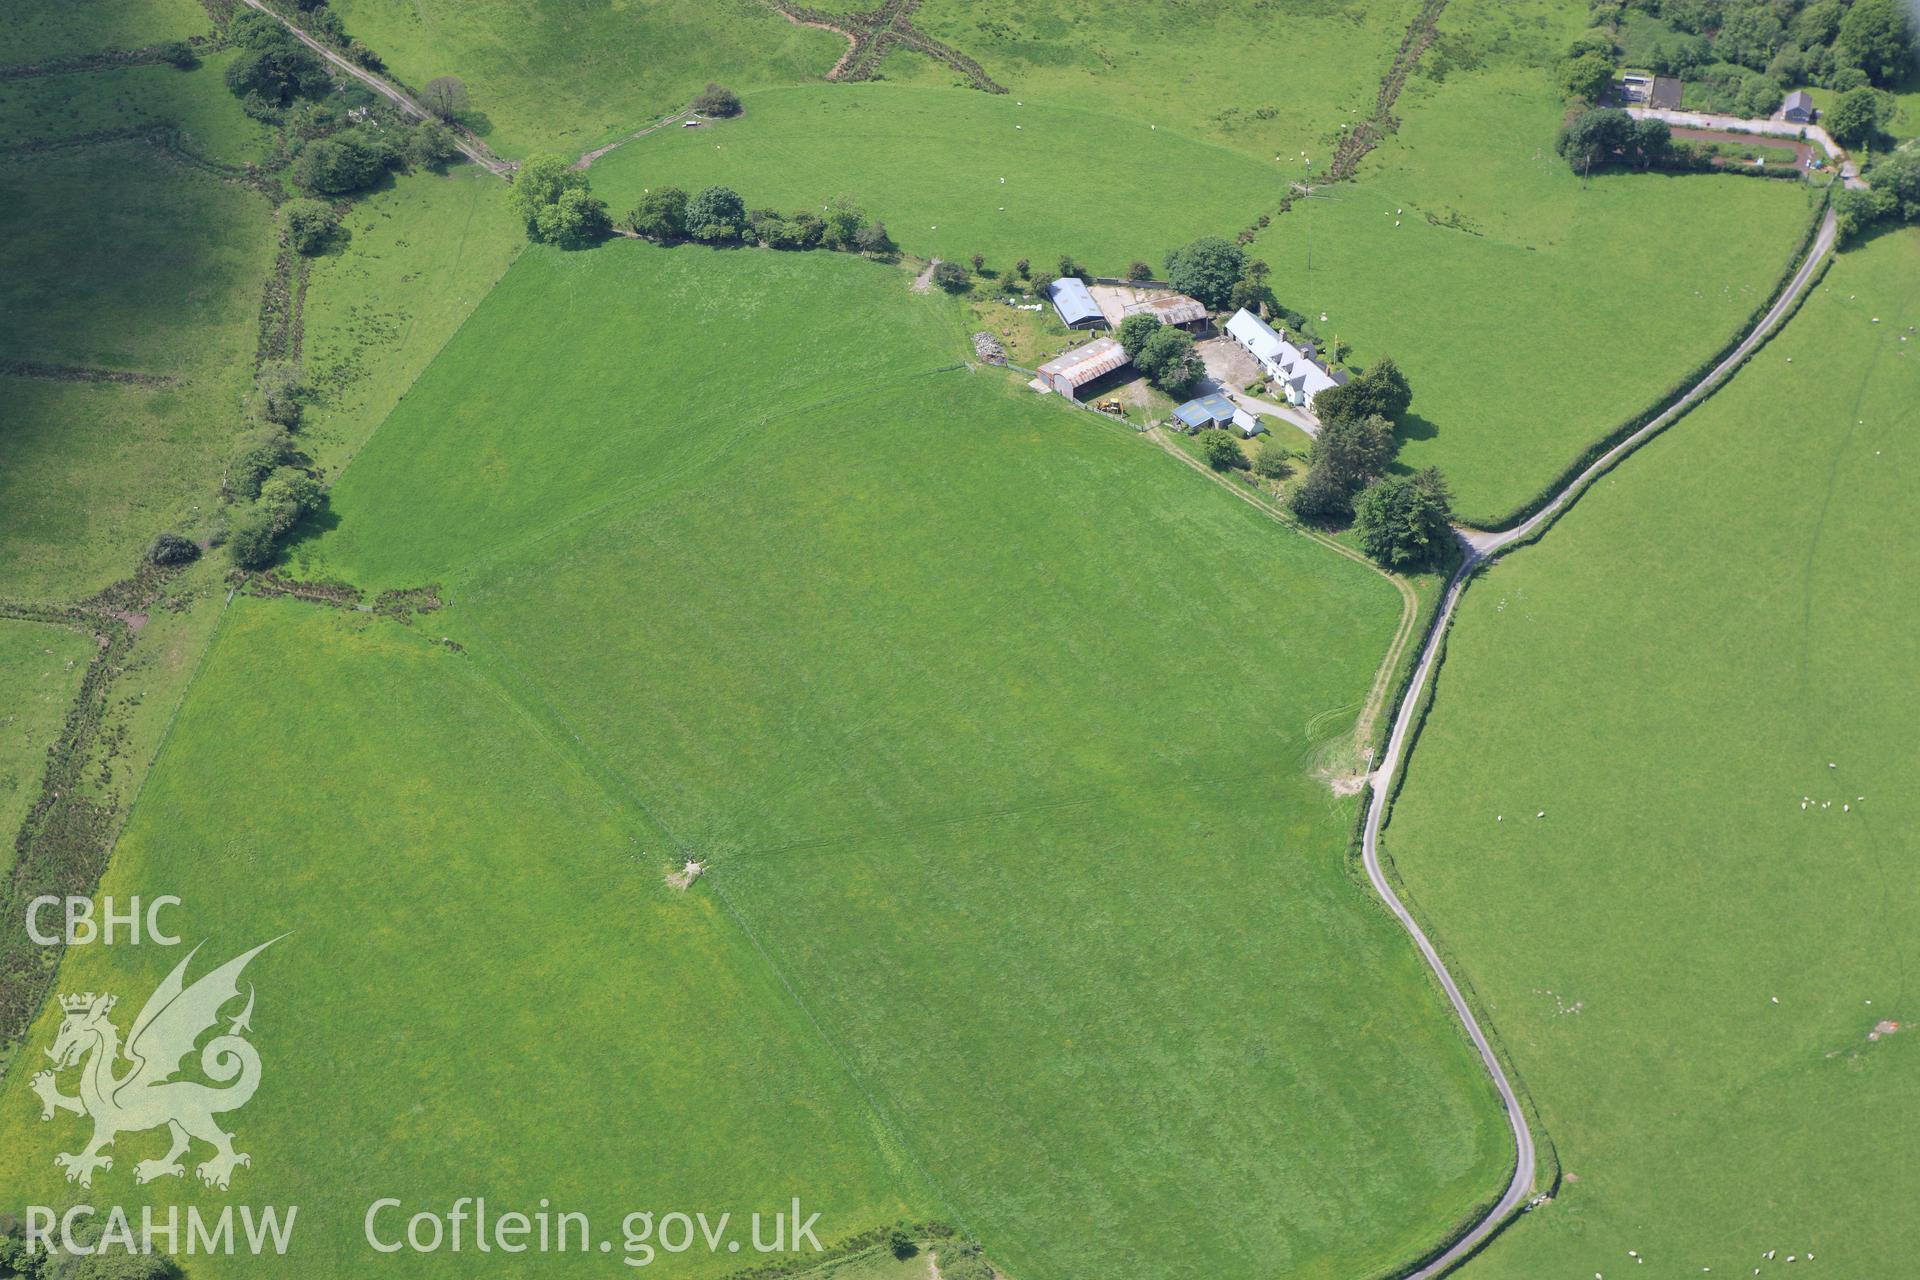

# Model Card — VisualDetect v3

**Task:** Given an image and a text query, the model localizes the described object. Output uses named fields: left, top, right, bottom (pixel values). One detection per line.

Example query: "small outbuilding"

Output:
left=1121, top=294, right=1209, bottom=330
left=1782, top=90, right=1816, bottom=124
left=1173, top=392, right=1263, bottom=436
left=1046, top=277, right=1106, bottom=330
left=1650, top=76, right=1683, bottom=110
left=1036, top=337, right=1129, bottom=398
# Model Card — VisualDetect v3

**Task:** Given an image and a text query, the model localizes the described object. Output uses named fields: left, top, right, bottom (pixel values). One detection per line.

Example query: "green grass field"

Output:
left=1251, top=0, right=1818, bottom=527
left=0, top=597, right=926, bottom=1276
left=1383, top=227, right=1920, bottom=1276
left=0, top=619, right=93, bottom=868
left=12, top=242, right=1515, bottom=1277
left=327, top=0, right=848, bottom=157
left=299, top=241, right=965, bottom=585
left=327, top=0, right=1418, bottom=171
left=297, top=166, right=524, bottom=475
left=0, top=140, right=269, bottom=376
left=836, top=0, right=1422, bottom=166
left=375, top=245, right=1510, bottom=1278
left=4, top=0, right=210, bottom=64
left=0, top=135, right=274, bottom=599
left=587, top=85, right=1286, bottom=274
left=0, top=51, right=277, bottom=163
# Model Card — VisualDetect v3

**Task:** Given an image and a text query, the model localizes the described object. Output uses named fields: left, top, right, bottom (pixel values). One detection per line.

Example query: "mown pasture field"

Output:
left=300, top=241, right=965, bottom=586
left=0, top=135, right=274, bottom=599
left=327, top=0, right=848, bottom=157
left=0, top=598, right=927, bottom=1277
left=297, top=166, right=524, bottom=474
left=307, top=242, right=1511, bottom=1278
left=4, top=0, right=210, bottom=64
left=1383, top=228, right=1920, bottom=1277
left=0, top=620, right=93, bottom=869
left=587, top=86, right=1285, bottom=275
left=1250, top=0, right=1818, bottom=527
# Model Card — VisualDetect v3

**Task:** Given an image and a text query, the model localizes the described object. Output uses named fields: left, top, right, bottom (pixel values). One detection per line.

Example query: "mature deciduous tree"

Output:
left=685, top=185, right=748, bottom=242
left=1162, top=236, right=1246, bottom=308
left=421, top=76, right=468, bottom=121
left=692, top=82, right=743, bottom=117
left=1135, top=326, right=1202, bottom=394
left=629, top=186, right=689, bottom=240
left=1198, top=429, right=1247, bottom=471
left=1825, top=86, right=1883, bottom=145
left=1116, top=313, right=1163, bottom=359
left=1838, top=0, right=1914, bottom=86
left=1353, top=468, right=1455, bottom=569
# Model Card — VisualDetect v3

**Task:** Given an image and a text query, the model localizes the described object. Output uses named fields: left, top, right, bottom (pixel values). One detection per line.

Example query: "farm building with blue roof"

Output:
left=1046, top=277, right=1106, bottom=330
left=1173, top=392, right=1263, bottom=436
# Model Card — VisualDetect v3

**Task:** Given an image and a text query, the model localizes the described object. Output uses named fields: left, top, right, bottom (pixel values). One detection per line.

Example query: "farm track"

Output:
left=574, top=108, right=691, bottom=169
left=1360, top=206, right=1836, bottom=1278
left=0, top=4, right=1847, bottom=1268
left=234, top=0, right=514, bottom=177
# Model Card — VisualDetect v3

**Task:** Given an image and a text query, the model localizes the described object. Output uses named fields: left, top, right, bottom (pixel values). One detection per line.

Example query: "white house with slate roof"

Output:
left=1224, top=308, right=1347, bottom=411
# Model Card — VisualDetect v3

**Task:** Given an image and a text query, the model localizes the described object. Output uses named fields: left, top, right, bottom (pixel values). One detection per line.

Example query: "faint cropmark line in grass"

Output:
left=31, top=938, right=283, bottom=1191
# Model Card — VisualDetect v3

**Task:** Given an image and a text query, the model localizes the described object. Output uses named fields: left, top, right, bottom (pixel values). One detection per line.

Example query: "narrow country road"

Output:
left=1362, top=206, right=1835, bottom=1278
left=220, top=11, right=1844, bottom=1261
left=237, top=0, right=514, bottom=177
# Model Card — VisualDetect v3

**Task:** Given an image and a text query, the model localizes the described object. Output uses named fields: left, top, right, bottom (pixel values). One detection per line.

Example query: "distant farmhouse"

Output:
left=1121, top=294, right=1208, bottom=331
left=1782, top=90, right=1816, bottom=123
left=1173, top=392, right=1263, bottom=437
left=1224, top=309, right=1347, bottom=411
left=1035, top=337, right=1129, bottom=398
left=1046, top=277, right=1106, bottom=330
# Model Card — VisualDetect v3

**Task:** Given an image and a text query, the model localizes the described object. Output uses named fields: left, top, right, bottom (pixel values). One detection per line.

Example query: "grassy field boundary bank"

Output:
left=761, top=0, right=1006, bottom=94
left=0, top=357, right=178, bottom=387
left=1357, top=546, right=1457, bottom=767
left=1329, top=0, right=1448, bottom=185
left=1474, top=190, right=1830, bottom=533
left=1237, top=0, right=1448, bottom=242
left=1492, top=249, right=1838, bottom=561
left=0, top=123, right=155, bottom=159
left=1328, top=563, right=1565, bottom=1279
left=0, top=36, right=218, bottom=82
left=0, top=569, right=192, bottom=1064
left=321, top=243, right=529, bottom=481
left=1350, top=203, right=1844, bottom=1280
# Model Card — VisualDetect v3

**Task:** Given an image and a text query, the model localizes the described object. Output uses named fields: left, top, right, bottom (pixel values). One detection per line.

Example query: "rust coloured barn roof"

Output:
left=1037, top=337, right=1130, bottom=389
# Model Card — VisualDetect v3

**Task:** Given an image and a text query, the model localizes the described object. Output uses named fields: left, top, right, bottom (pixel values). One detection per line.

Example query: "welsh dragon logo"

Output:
left=29, top=939, right=279, bottom=1190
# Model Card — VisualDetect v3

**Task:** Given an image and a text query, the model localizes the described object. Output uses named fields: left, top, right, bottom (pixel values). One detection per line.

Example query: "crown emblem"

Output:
left=59, top=992, right=105, bottom=1013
